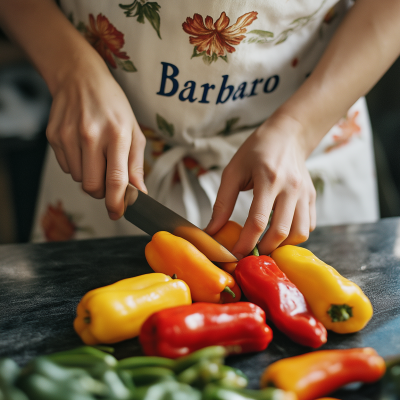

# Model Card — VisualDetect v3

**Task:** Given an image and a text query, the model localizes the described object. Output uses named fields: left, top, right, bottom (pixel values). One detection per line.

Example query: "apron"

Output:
left=31, top=0, right=379, bottom=242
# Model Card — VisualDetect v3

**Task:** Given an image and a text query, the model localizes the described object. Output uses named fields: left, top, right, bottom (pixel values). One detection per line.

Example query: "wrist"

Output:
left=262, top=109, right=309, bottom=159
left=47, top=44, right=108, bottom=96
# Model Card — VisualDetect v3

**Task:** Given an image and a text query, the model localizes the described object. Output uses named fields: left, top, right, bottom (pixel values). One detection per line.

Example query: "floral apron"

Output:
left=31, top=0, right=379, bottom=242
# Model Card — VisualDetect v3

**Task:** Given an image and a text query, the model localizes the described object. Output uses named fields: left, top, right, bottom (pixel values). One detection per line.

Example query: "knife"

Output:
left=123, top=183, right=237, bottom=263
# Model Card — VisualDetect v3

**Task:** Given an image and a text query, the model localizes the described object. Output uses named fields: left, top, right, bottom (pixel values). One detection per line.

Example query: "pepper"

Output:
left=173, top=346, right=227, bottom=374
left=74, top=273, right=192, bottom=345
left=16, top=357, right=111, bottom=400
left=271, top=245, right=373, bottom=333
left=203, top=384, right=297, bottom=400
left=139, top=302, right=272, bottom=358
left=235, top=249, right=327, bottom=348
left=378, top=354, right=400, bottom=398
left=211, top=220, right=243, bottom=275
left=0, top=358, right=29, bottom=400
left=145, top=231, right=241, bottom=303
left=135, top=380, right=202, bottom=400
left=260, top=347, right=386, bottom=400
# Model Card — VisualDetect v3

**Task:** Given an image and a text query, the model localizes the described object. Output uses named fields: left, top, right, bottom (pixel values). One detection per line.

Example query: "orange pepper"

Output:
left=145, top=231, right=241, bottom=303
left=260, top=348, right=386, bottom=400
left=212, top=221, right=243, bottom=275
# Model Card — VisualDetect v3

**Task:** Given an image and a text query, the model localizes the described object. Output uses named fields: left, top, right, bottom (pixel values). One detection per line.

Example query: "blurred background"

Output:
left=0, top=31, right=400, bottom=245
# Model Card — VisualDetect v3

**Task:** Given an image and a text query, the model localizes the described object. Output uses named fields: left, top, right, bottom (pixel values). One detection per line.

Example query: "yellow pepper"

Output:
left=271, top=245, right=373, bottom=333
left=145, top=231, right=241, bottom=303
left=74, top=273, right=191, bottom=345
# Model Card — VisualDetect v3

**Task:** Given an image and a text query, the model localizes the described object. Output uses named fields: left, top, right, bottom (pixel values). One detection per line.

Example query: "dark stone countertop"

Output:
left=1, top=217, right=400, bottom=399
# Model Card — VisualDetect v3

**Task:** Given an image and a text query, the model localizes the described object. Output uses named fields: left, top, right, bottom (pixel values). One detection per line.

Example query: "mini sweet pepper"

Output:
left=145, top=231, right=241, bottom=303
left=211, top=221, right=243, bottom=275
left=139, top=302, right=273, bottom=358
left=235, top=249, right=327, bottom=348
left=260, top=347, right=386, bottom=400
left=74, top=273, right=191, bottom=345
left=271, top=245, right=373, bottom=333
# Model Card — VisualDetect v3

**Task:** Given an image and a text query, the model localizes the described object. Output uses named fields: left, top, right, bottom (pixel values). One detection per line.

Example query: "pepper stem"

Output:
left=327, top=304, right=353, bottom=322
left=251, top=246, right=260, bottom=257
left=84, top=310, right=91, bottom=324
left=223, top=286, right=236, bottom=298
left=171, top=274, right=178, bottom=279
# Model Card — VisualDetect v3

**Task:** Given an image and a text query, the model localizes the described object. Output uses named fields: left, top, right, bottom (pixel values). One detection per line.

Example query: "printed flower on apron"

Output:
left=245, top=0, right=328, bottom=45
left=79, top=14, right=137, bottom=72
left=41, top=201, right=77, bottom=242
left=182, top=11, right=258, bottom=65
left=119, top=1, right=162, bottom=39
left=325, top=111, right=361, bottom=152
left=41, top=201, right=94, bottom=242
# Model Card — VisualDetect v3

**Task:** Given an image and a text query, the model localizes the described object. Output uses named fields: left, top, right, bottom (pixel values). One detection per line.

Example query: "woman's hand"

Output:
left=206, top=0, right=400, bottom=257
left=0, top=0, right=147, bottom=220
left=205, top=113, right=316, bottom=258
left=46, top=60, right=147, bottom=220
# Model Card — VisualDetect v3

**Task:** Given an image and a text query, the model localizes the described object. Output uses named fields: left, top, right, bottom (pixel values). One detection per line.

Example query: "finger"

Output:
left=231, top=183, right=274, bottom=259
left=128, top=127, right=147, bottom=193
left=51, top=146, right=70, bottom=174
left=81, top=127, right=106, bottom=199
left=61, top=128, right=82, bottom=182
left=257, top=191, right=297, bottom=255
left=279, top=195, right=310, bottom=247
left=54, top=104, right=82, bottom=182
left=204, top=167, right=240, bottom=236
left=105, top=130, right=130, bottom=220
left=46, top=101, right=71, bottom=173
left=309, top=184, right=317, bottom=232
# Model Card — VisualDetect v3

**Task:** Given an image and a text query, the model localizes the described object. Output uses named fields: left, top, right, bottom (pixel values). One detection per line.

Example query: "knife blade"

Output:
left=124, top=183, right=237, bottom=263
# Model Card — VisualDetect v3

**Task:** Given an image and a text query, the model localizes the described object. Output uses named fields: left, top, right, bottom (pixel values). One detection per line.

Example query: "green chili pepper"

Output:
left=215, top=365, right=248, bottom=389
left=0, top=359, right=29, bottom=400
left=100, top=369, right=133, bottom=400
left=124, top=367, right=175, bottom=386
left=117, top=356, right=175, bottom=371
left=47, top=353, right=117, bottom=368
left=174, top=346, right=226, bottom=374
left=16, top=374, right=96, bottom=400
left=18, top=357, right=80, bottom=382
left=177, top=359, right=221, bottom=389
left=136, top=380, right=202, bottom=400
left=0, top=359, right=20, bottom=386
left=203, top=384, right=294, bottom=400
left=17, top=357, right=112, bottom=399
left=116, top=369, right=136, bottom=393
left=378, top=356, right=400, bottom=399
left=0, top=385, right=30, bottom=400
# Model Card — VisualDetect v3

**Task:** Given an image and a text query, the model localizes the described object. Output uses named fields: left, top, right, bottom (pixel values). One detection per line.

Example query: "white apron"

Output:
left=31, top=0, right=379, bottom=242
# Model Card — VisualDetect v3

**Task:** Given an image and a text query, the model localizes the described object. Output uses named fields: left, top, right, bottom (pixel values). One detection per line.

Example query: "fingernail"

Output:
left=108, top=212, right=120, bottom=220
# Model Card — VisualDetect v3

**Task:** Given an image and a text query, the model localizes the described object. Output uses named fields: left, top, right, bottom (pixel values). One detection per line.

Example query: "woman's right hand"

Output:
left=46, top=58, right=147, bottom=220
left=0, top=0, right=147, bottom=221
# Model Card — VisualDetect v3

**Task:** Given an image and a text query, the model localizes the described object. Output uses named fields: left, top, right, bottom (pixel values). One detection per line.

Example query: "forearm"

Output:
left=276, top=0, right=400, bottom=156
left=0, top=0, right=106, bottom=94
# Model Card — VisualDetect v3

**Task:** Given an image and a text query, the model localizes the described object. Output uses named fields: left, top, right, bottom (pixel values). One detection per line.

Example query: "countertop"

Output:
left=1, top=217, right=400, bottom=399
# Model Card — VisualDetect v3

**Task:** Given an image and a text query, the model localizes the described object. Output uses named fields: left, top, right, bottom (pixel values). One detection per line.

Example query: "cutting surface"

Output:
left=1, top=217, right=400, bottom=398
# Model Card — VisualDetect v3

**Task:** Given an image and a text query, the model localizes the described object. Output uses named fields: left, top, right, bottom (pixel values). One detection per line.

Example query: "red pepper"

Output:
left=235, top=251, right=327, bottom=348
left=139, top=302, right=273, bottom=358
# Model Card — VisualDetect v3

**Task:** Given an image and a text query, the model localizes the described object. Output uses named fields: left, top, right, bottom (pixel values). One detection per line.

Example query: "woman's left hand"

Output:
left=205, top=112, right=316, bottom=258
